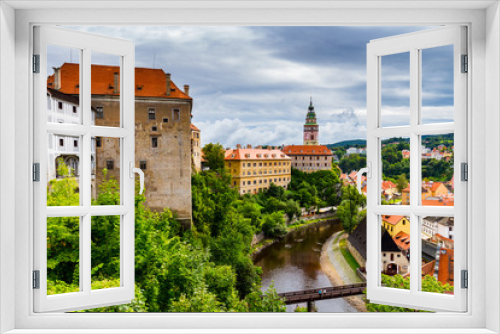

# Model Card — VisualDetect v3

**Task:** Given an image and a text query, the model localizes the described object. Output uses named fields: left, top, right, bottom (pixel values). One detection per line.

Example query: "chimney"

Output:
left=256, top=145, right=262, bottom=149
left=184, top=84, right=190, bottom=96
left=53, top=67, right=61, bottom=90
left=247, top=144, right=252, bottom=149
left=166, top=73, right=171, bottom=96
left=236, top=144, right=242, bottom=149
left=113, top=72, right=119, bottom=94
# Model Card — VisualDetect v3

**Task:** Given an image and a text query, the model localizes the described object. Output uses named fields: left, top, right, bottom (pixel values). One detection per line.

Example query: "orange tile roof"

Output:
left=422, top=199, right=454, bottom=206
left=381, top=180, right=396, bottom=190
left=190, top=124, right=200, bottom=131
left=47, top=63, right=191, bottom=100
left=382, top=215, right=405, bottom=226
left=430, top=182, right=444, bottom=192
left=225, top=148, right=291, bottom=161
left=283, top=145, right=332, bottom=156
left=393, top=231, right=410, bottom=251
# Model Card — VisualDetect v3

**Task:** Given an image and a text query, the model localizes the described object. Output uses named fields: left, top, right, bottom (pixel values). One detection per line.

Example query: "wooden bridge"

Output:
left=278, top=282, right=366, bottom=307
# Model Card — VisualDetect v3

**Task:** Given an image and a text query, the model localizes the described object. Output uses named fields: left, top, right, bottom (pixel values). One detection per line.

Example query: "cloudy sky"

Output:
left=50, top=26, right=454, bottom=147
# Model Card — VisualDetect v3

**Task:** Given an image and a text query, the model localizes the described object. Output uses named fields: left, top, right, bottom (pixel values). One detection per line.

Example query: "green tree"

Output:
left=396, top=174, right=408, bottom=193
left=337, top=186, right=366, bottom=234
left=202, top=143, right=226, bottom=171
left=261, top=211, right=287, bottom=238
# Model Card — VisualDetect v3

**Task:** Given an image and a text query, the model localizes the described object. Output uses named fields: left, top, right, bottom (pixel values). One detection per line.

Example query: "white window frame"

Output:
left=32, top=25, right=136, bottom=313
left=366, top=26, right=467, bottom=312
left=1, top=2, right=498, bottom=334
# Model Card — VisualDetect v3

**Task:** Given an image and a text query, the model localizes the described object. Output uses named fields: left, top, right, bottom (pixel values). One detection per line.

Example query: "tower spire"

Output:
left=304, top=98, right=319, bottom=145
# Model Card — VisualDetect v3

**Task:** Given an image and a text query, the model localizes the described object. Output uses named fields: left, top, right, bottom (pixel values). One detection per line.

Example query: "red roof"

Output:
left=430, top=182, right=444, bottom=192
left=47, top=63, right=191, bottom=100
left=393, top=231, right=410, bottom=250
left=190, top=124, right=200, bottom=131
left=422, top=199, right=454, bottom=206
left=381, top=180, right=396, bottom=190
left=283, top=145, right=332, bottom=156
left=225, top=148, right=290, bottom=161
left=382, top=215, right=405, bottom=226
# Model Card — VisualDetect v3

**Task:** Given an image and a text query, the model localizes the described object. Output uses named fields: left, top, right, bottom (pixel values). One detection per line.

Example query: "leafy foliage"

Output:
left=336, top=186, right=366, bottom=234
left=366, top=274, right=454, bottom=312
left=202, top=143, right=226, bottom=171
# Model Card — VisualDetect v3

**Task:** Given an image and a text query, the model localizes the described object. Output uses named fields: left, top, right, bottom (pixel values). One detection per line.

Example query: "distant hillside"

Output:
left=327, top=139, right=366, bottom=149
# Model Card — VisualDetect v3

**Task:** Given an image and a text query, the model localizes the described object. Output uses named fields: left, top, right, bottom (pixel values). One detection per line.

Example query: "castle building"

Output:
left=224, top=145, right=292, bottom=195
left=191, top=124, right=202, bottom=172
left=303, top=98, right=319, bottom=145
left=48, top=63, right=193, bottom=228
left=283, top=145, right=333, bottom=173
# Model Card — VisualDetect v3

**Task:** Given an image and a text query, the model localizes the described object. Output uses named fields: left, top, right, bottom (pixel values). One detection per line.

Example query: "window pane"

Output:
left=47, top=216, right=80, bottom=295
left=93, top=137, right=120, bottom=205
left=380, top=52, right=410, bottom=127
left=421, top=45, right=454, bottom=124
left=91, top=215, right=121, bottom=290
left=47, top=133, right=81, bottom=206
left=380, top=215, right=410, bottom=290
left=92, top=52, right=121, bottom=128
left=46, top=44, right=81, bottom=125
left=420, top=216, right=455, bottom=295
left=381, top=137, right=410, bottom=205
left=421, top=134, right=454, bottom=206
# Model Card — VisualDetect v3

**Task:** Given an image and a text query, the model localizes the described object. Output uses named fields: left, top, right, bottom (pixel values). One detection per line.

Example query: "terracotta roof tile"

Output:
left=382, top=215, right=405, bottom=226
left=381, top=180, right=396, bottom=190
left=393, top=231, right=410, bottom=251
left=47, top=63, right=191, bottom=100
left=190, top=124, right=200, bottom=131
left=225, top=148, right=290, bottom=161
left=283, top=145, right=332, bottom=156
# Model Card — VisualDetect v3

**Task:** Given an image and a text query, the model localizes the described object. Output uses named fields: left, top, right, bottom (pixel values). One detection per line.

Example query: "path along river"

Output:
left=253, top=219, right=358, bottom=312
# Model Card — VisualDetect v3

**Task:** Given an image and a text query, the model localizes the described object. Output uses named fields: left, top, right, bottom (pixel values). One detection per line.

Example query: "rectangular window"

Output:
left=96, top=106, right=104, bottom=119
left=73, top=139, right=78, bottom=147
left=151, top=126, right=158, bottom=132
left=96, top=137, right=102, bottom=147
left=148, top=108, right=156, bottom=120
left=163, top=117, right=168, bottom=123
left=173, top=108, right=180, bottom=121
left=151, top=137, right=158, bottom=148
left=58, top=101, right=63, bottom=109
left=72, top=105, right=77, bottom=113
left=106, top=160, right=114, bottom=170
left=59, top=138, right=64, bottom=146
left=140, top=160, right=147, bottom=170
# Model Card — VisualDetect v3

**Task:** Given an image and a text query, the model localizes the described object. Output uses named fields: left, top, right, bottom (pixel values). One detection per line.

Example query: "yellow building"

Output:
left=382, top=215, right=410, bottom=238
left=224, top=146, right=292, bottom=195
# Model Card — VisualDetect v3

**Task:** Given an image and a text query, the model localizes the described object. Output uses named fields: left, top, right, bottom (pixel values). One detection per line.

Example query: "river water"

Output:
left=254, top=219, right=357, bottom=312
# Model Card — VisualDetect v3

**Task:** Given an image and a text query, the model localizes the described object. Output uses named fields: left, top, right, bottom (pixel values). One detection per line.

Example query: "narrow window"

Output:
left=59, top=138, right=64, bottom=146
left=140, top=160, right=147, bottom=170
left=73, top=140, right=78, bottom=148
left=151, top=126, right=158, bottom=132
left=96, top=137, right=102, bottom=148
left=58, top=101, right=63, bottom=109
left=72, top=105, right=77, bottom=113
left=151, top=137, right=158, bottom=148
left=106, top=160, right=114, bottom=170
left=173, top=108, right=180, bottom=121
left=163, top=117, right=169, bottom=123
left=148, top=108, right=156, bottom=120
left=96, top=106, right=104, bottom=119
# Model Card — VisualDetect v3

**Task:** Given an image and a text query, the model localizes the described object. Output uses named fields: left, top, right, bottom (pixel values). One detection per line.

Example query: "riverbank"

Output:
left=251, top=216, right=337, bottom=258
left=320, top=231, right=367, bottom=312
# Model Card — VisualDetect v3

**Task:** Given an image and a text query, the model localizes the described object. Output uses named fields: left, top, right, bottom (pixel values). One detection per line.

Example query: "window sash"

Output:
left=33, top=25, right=136, bottom=313
left=366, top=26, right=467, bottom=312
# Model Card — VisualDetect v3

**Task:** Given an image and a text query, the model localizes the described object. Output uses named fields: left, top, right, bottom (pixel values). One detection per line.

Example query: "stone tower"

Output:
left=303, top=98, right=319, bottom=145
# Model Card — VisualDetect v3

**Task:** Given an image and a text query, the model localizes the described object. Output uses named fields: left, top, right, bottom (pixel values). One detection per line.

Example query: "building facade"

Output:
left=224, top=146, right=291, bottom=195
left=46, top=88, right=97, bottom=196
left=303, top=99, right=319, bottom=145
left=48, top=63, right=193, bottom=227
left=283, top=145, right=333, bottom=173
left=190, top=124, right=202, bottom=172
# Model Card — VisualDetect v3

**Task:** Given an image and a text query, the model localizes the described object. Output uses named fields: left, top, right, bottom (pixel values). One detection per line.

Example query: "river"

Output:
left=253, top=219, right=357, bottom=312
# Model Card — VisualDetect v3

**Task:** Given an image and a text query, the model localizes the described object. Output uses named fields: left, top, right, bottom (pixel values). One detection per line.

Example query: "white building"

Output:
left=46, top=88, right=96, bottom=183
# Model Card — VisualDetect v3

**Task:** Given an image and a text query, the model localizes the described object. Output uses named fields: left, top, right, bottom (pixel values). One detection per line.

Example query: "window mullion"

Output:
left=409, top=47, right=420, bottom=294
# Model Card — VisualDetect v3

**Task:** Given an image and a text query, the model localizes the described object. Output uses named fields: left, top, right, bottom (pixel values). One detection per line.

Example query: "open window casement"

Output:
left=365, top=26, right=467, bottom=312
left=33, top=26, right=137, bottom=312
